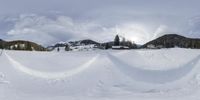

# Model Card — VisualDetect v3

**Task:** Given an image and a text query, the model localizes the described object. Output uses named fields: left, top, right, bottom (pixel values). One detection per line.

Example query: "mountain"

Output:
left=68, top=39, right=100, bottom=46
left=0, top=40, right=46, bottom=51
left=142, top=34, right=200, bottom=49
left=46, top=39, right=101, bottom=51
left=46, top=42, right=69, bottom=51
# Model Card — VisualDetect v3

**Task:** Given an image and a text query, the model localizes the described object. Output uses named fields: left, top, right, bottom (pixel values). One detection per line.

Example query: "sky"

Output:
left=0, top=0, right=200, bottom=45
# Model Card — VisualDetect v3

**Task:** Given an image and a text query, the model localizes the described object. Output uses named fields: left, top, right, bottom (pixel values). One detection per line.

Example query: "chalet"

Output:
left=112, top=46, right=130, bottom=50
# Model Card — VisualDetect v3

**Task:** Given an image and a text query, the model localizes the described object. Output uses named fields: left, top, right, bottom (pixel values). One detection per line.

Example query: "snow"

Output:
left=5, top=52, right=100, bottom=79
left=53, top=44, right=97, bottom=52
left=112, top=46, right=129, bottom=49
left=1, top=48, right=200, bottom=100
left=0, top=72, right=9, bottom=84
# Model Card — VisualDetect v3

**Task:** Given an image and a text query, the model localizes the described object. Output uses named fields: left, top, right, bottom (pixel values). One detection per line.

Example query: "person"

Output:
left=57, top=47, right=60, bottom=52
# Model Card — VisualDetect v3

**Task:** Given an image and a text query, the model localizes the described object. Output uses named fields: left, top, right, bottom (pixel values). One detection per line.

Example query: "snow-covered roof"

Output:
left=112, top=46, right=129, bottom=49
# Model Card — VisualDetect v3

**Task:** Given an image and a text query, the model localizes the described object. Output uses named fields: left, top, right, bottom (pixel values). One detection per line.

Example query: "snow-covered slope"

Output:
left=1, top=48, right=200, bottom=100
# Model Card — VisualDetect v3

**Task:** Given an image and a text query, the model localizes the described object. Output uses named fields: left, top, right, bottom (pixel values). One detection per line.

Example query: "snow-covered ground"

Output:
left=1, top=48, right=200, bottom=100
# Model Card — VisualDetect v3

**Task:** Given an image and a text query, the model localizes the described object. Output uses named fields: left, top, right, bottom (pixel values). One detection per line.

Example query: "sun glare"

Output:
left=117, top=24, right=150, bottom=44
left=130, top=37, right=141, bottom=44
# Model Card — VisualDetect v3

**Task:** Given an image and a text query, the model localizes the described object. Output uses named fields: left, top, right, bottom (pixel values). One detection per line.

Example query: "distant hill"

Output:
left=0, top=40, right=47, bottom=51
left=142, top=34, right=200, bottom=49
left=68, top=39, right=100, bottom=46
left=46, top=42, right=69, bottom=51
left=46, top=39, right=101, bottom=51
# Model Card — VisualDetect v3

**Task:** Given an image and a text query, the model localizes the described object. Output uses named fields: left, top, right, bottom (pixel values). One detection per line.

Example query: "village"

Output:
left=1, top=33, right=200, bottom=52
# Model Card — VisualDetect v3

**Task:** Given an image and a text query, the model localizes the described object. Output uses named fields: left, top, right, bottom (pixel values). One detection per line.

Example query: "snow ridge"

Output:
left=107, top=53, right=200, bottom=84
left=5, top=52, right=100, bottom=79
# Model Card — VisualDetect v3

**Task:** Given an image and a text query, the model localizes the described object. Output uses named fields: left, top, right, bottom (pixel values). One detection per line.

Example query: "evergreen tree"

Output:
left=16, top=44, right=20, bottom=50
left=132, top=41, right=137, bottom=49
left=121, top=37, right=125, bottom=46
left=65, top=45, right=70, bottom=51
left=12, top=45, right=16, bottom=50
left=57, top=47, right=60, bottom=52
left=26, top=42, right=32, bottom=51
left=0, top=44, right=2, bottom=49
left=114, top=35, right=120, bottom=46
left=105, top=43, right=109, bottom=49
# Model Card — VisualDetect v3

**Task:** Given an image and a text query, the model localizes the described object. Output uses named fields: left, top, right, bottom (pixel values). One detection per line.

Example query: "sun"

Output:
left=118, top=24, right=149, bottom=44
left=130, top=37, right=141, bottom=44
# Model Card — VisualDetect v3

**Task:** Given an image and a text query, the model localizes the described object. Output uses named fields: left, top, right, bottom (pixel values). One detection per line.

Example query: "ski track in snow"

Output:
left=5, top=52, right=100, bottom=79
left=2, top=49, right=200, bottom=100
left=4, top=50, right=200, bottom=84
left=107, top=53, right=200, bottom=84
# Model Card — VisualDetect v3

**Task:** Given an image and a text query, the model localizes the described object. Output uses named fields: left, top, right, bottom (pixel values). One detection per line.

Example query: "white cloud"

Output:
left=6, top=14, right=116, bottom=46
left=4, top=13, right=197, bottom=46
left=0, top=0, right=200, bottom=46
left=152, top=25, right=168, bottom=39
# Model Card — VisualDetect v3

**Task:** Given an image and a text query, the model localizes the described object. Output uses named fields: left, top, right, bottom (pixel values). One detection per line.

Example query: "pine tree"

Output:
left=105, top=43, right=109, bottom=49
left=65, top=45, right=70, bottom=51
left=114, top=35, right=120, bottom=46
left=12, top=45, right=16, bottom=50
left=26, top=42, right=32, bottom=51
left=120, top=36, right=125, bottom=46
left=16, top=44, right=20, bottom=50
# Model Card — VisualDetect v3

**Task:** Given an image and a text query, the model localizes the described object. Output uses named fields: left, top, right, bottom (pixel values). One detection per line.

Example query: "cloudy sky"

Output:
left=0, top=0, right=200, bottom=45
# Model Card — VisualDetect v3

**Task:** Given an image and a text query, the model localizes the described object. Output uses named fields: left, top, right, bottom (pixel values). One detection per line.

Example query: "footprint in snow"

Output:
left=0, top=73, right=9, bottom=84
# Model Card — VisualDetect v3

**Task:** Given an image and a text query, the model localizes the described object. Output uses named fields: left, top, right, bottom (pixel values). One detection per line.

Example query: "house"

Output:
left=112, top=46, right=130, bottom=50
